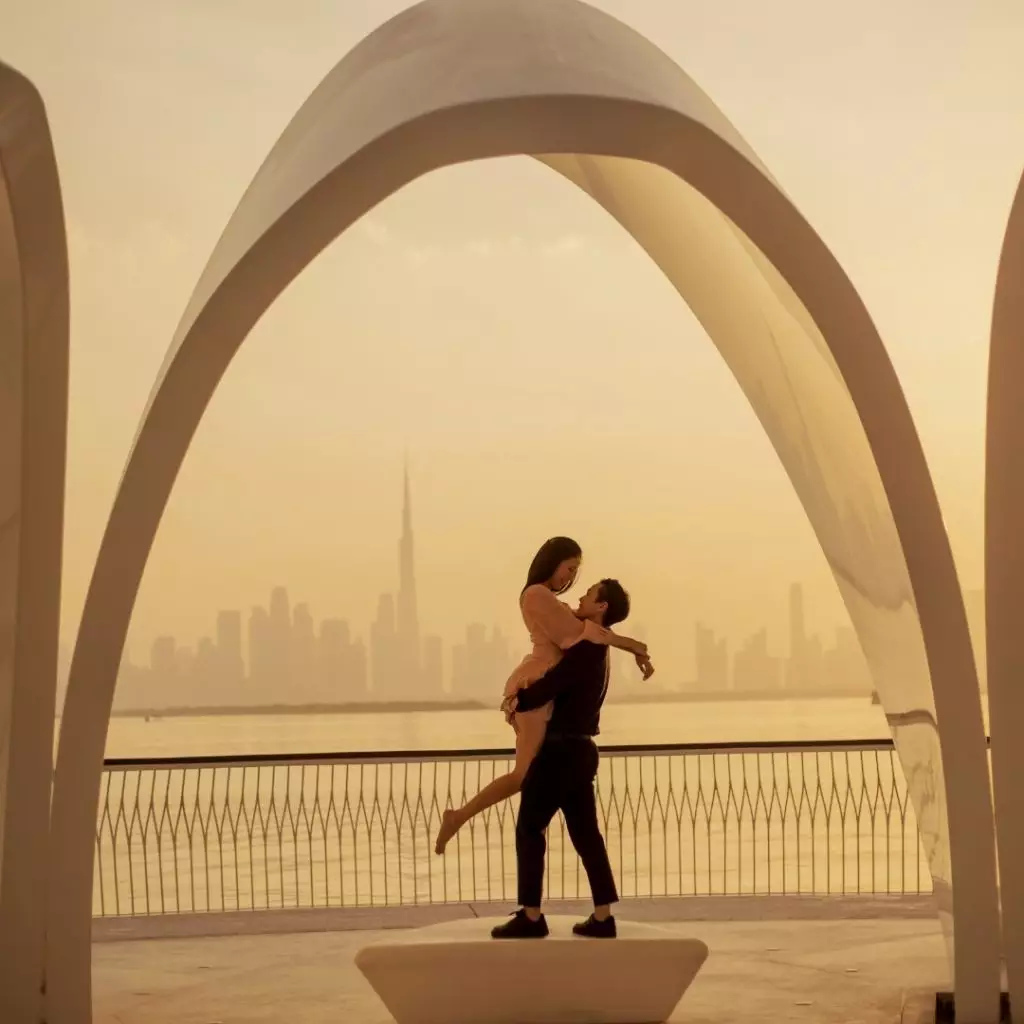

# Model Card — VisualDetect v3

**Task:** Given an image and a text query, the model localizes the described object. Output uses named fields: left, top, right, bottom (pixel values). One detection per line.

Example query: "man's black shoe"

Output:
left=491, top=909, right=549, bottom=939
left=573, top=913, right=617, bottom=938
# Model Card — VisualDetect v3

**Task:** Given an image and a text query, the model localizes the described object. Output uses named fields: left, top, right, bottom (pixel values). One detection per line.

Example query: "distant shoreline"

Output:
left=608, top=687, right=870, bottom=705
left=104, top=689, right=873, bottom=720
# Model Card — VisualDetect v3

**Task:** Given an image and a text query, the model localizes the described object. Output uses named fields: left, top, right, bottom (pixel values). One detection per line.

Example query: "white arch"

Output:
left=45, top=1, right=1000, bottom=1020
left=987, top=167, right=1024, bottom=1013
left=0, top=62, right=70, bottom=1024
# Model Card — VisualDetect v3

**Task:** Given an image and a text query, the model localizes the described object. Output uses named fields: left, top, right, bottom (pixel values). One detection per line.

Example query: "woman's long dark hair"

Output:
left=522, top=536, right=582, bottom=596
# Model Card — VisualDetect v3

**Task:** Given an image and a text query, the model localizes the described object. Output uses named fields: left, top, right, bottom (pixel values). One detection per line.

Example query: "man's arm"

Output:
left=513, top=642, right=603, bottom=712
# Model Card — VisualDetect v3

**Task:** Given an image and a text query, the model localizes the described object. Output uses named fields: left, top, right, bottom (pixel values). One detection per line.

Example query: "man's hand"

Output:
left=500, top=693, right=518, bottom=724
left=635, top=653, right=655, bottom=680
left=628, top=639, right=649, bottom=658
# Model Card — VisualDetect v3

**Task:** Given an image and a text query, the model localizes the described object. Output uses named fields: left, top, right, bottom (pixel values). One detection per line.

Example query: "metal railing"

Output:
left=94, top=740, right=929, bottom=917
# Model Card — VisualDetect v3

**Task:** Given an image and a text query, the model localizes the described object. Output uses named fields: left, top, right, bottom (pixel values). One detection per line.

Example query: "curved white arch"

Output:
left=986, top=167, right=1024, bottom=1013
left=0, top=62, right=69, bottom=1024
left=46, top=1, right=999, bottom=1020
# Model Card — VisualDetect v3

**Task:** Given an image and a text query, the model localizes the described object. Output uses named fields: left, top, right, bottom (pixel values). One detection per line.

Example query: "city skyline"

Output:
left=76, top=468, right=974, bottom=713
left=70, top=464, right=989, bottom=714
left=99, top=577, right=899, bottom=714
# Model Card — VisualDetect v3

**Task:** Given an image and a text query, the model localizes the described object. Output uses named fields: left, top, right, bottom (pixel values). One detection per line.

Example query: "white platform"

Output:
left=355, top=916, right=709, bottom=1024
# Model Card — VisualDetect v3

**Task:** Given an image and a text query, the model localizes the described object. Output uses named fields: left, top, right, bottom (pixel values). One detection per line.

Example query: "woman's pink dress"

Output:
left=502, top=584, right=611, bottom=720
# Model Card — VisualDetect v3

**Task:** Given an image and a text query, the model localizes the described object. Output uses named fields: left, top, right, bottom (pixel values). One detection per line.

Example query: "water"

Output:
left=100, top=696, right=891, bottom=759
left=91, top=698, right=928, bottom=918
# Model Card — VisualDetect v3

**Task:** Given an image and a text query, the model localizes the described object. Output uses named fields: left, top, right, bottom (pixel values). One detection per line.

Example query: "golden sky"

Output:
left=5, top=0, right=1024, bottom=683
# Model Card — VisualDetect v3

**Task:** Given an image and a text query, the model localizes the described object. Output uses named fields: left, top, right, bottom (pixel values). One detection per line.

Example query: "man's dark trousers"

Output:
left=516, top=736, right=618, bottom=908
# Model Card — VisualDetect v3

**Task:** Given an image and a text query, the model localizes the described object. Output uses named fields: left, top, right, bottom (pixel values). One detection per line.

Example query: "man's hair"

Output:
left=598, top=578, right=630, bottom=627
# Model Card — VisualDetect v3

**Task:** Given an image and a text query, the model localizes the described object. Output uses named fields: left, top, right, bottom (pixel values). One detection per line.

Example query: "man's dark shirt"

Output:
left=513, top=640, right=609, bottom=736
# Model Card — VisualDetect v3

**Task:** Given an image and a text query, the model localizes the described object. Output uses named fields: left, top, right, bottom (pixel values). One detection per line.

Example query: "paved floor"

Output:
left=92, top=905, right=949, bottom=1023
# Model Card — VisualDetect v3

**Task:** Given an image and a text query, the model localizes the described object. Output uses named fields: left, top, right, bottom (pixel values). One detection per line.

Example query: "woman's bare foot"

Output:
left=434, top=809, right=462, bottom=855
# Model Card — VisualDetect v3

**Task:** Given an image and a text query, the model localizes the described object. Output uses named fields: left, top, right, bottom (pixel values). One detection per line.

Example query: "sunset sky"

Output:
left=5, top=0, right=1024, bottom=684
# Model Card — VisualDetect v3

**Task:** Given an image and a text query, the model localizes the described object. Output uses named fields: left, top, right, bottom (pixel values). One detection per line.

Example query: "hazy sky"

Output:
left=4, top=0, right=1023, bottom=682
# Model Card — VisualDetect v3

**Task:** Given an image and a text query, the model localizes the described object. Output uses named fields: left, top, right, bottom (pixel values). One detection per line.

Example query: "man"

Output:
left=491, top=578, right=638, bottom=940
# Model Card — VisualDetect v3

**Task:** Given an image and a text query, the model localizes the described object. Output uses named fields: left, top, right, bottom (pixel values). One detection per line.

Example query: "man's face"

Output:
left=576, top=583, right=608, bottom=623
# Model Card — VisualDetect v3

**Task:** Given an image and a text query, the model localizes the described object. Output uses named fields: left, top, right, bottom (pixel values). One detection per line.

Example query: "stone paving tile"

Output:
left=92, top=916, right=949, bottom=1023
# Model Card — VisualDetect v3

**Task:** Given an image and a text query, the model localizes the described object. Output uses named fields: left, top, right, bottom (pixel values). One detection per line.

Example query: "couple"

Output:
left=433, top=536, right=654, bottom=938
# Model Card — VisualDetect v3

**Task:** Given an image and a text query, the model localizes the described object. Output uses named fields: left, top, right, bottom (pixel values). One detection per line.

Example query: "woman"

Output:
left=434, top=536, right=650, bottom=854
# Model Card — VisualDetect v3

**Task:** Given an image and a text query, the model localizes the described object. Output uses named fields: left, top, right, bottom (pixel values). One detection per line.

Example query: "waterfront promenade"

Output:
left=91, top=896, right=947, bottom=1023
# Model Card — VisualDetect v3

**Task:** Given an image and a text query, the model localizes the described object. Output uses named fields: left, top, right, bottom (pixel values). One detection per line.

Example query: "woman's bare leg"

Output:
left=434, top=709, right=548, bottom=854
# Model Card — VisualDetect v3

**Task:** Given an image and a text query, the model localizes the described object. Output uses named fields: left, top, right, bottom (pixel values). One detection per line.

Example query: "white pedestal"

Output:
left=355, top=916, right=709, bottom=1023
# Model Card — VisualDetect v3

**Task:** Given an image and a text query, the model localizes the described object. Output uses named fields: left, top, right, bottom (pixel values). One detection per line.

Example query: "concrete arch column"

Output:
left=43, top=1, right=999, bottom=1020
left=0, top=62, right=70, bottom=1024
left=986, top=168, right=1024, bottom=1015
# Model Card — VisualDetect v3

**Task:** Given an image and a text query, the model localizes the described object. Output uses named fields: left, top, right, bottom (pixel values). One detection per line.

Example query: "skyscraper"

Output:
left=174, top=645, right=196, bottom=684
left=372, top=464, right=425, bottom=700
left=451, top=623, right=511, bottom=703
left=351, top=637, right=369, bottom=694
left=695, top=623, right=729, bottom=692
left=248, top=605, right=271, bottom=697
left=395, top=461, right=422, bottom=697
left=319, top=618, right=350, bottom=697
left=422, top=634, right=444, bottom=695
left=150, top=635, right=177, bottom=678
left=734, top=627, right=780, bottom=691
left=371, top=592, right=397, bottom=695
left=291, top=602, right=316, bottom=698
left=216, top=610, right=244, bottom=690
left=786, top=582, right=807, bottom=689
left=268, top=586, right=291, bottom=693
left=194, top=637, right=218, bottom=703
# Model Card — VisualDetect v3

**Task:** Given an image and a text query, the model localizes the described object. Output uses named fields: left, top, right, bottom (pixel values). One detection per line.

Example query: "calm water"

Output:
left=89, top=698, right=926, bottom=917
left=98, top=696, right=890, bottom=759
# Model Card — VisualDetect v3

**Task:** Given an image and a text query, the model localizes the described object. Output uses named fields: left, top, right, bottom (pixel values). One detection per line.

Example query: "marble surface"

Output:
left=356, top=915, right=708, bottom=1023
